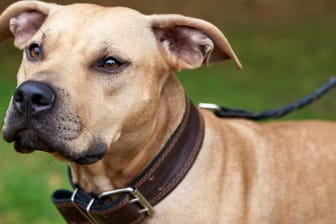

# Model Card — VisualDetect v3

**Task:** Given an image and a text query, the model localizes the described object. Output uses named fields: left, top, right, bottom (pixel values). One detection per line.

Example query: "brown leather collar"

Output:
left=52, top=99, right=205, bottom=224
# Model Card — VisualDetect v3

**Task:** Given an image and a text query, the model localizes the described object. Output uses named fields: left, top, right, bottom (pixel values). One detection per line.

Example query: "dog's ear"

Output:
left=0, top=1, right=57, bottom=49
left=148, top=14, right=242, bottom=71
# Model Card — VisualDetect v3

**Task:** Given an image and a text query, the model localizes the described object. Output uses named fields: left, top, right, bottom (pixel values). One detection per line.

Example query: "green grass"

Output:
left=1, top=8, right=336, bottom=224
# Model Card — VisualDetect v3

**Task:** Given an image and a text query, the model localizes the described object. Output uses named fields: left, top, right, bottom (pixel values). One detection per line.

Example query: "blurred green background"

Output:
left=0, top=0, right=335, bottom=223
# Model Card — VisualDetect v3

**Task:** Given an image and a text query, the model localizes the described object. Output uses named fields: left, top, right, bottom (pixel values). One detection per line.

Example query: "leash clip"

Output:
left=198, top=103, right=220, bottom=111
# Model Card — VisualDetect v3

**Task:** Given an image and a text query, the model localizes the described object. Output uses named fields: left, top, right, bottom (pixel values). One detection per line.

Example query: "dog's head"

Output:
left=0, top=1, right=241, bottom=165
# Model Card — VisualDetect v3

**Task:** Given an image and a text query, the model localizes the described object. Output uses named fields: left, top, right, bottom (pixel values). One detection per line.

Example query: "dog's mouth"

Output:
left=12, top=129, right=54, bottom=153
left=4, top=127, right=108, bottom=165
left=4, top=128, right=54, bottom=153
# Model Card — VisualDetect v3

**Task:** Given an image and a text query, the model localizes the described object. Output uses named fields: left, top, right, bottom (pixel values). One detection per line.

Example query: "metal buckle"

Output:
left=198, top=103, right=220, bottom=111
left=71, top=188, right=99, bottom=224
left=98, top=187, right=154, bottom=217
left=71, top=187, right=153, bottom=224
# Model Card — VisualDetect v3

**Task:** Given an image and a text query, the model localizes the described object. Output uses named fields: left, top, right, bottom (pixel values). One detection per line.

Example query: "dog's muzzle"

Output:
left=3, top=80, right=107, bottom=164
left=3, top=80, right=56, bottom=153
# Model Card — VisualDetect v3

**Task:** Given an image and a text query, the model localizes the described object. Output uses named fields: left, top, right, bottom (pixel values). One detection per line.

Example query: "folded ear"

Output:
left=0, top=1, right=57, bottom=48
left=148, top=14, right=242, bottom=71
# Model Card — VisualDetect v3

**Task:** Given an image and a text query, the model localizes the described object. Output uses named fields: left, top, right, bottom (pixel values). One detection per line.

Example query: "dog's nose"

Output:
left=13, top=80, right=56, bottom=115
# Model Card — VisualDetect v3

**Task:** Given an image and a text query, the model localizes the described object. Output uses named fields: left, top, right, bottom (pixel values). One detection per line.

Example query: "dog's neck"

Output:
left=69, top=74, right=186, bottom=193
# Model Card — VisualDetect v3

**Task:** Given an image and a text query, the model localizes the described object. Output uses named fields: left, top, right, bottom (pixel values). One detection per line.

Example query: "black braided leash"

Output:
left=199, top=76, right=336, bottom=121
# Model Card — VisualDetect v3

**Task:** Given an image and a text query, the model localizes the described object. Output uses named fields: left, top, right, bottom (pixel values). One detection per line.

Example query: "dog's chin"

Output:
left=51, top=141, right=108, bottom=165
left=72, top=142, right=108, bottom=165
left=52, top=149, right=107, bottom=165
left=8, top=128, right=108, bottom=165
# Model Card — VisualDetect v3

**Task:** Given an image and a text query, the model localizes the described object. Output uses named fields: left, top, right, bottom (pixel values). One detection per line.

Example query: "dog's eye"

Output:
left=26, top=43, right=42, bottom=61
left=101, top=57, right=121, bottom=70
left=94, top=56, right=129, bottom=74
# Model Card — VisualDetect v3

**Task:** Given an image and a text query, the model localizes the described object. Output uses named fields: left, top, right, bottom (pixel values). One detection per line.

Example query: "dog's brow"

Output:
left=42, top=32, right=46, bottom=40
left=30, top=30, right=48, bottom=46
left=97, top=43, right=130, bottom=61
left=100, top=46, right=108, bottom=53
left=39, top=28, right=51, bottom=42
left=99, top=41, right=110, bottom=52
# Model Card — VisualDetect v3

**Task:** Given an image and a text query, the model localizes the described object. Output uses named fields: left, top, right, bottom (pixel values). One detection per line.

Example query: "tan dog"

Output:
left=1, top=1, right=336, bottom=223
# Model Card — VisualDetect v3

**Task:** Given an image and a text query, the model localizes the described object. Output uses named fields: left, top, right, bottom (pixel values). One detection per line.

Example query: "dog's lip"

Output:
left=13, top=131, right=55, bottom=154
left=13, top=140, right=35, bottom=153
left=3, top=127, right=26, bottom=143
left=73, top=142, right=108, bottom=165
left=74, top=152, right=106, bottom=165
left=3, top=126, right=56, bottom=154
left=72, top=142, right=108, bottom=165
left=4, top=124, right=107, bottom=165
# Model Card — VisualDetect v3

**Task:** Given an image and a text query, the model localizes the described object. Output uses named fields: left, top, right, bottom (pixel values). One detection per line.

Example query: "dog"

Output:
left=1, top=1, right=336, bottom=223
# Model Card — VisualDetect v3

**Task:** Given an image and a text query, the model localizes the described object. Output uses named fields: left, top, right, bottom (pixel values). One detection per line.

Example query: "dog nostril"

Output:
left=13, top=90, right=24, bottom=103
left=32, top=92, right=55, bottom=106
